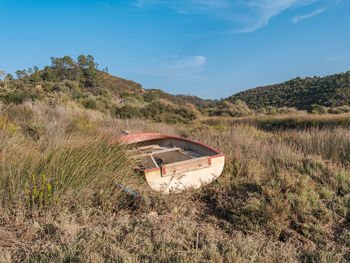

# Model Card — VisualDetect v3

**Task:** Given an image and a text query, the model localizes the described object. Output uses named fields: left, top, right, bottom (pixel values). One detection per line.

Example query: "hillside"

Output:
left=176, top=94, right=211, bottom=107
left=227, top=71, right=350, bottom=111
left=0, top=55, right=201, bottom=124
left=0, top=55, right=143, bottom=101
left=99, top=71, right=144, bottom=96
left=2, top=56, right=350, bottom=122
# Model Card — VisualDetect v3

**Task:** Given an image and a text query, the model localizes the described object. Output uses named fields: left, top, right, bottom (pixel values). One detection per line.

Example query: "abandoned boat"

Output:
left=113, top=133, right=225, bottom=194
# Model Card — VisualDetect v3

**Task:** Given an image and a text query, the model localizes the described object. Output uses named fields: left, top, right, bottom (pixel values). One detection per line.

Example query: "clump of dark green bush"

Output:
left=1, top=89, right=41, bottom=104
left=311, top=104, right=328, bottom=114
left=82, top=98, right=97, bottom=110
left=328, top=105, right=350, bottom=114
left=113, top=101, right=197, bottom=123
left=208, top=100, right=253, bottom=117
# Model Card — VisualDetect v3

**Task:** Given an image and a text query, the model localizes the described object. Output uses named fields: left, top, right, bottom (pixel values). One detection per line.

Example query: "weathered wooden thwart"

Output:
left=113, top=133, right=225, bottom=194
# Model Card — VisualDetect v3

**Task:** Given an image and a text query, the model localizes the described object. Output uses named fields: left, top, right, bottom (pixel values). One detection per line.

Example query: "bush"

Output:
left=209, top=100, right=253, bottom=117
left=265, top=106, right=277, bottom=115
left=311, top=104, right=328, bottom=114
left=1, top=89, right=40, bottom=104
left=276, top=107, right=302, bottom=114
left=64, top=80, right=80, bottom=92
left=328, top=105, right=350, bottom=114
left=82, top=98, right=97, bottom=109
left=43, top=81, right=55, bottom=92
left=114, top=105, right=143, bottom=119
left=53, top=82, right=70, bottom=93
left=143, top=92, right=158, bottom=102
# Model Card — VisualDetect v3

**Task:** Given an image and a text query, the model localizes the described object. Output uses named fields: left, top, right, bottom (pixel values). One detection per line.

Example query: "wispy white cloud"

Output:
left=138, top=55, right=207, bottom=79
left=134, top=0, right=334, bottom=32
left=233, top=0, right=318, bottom=33
left=292, top=7, right=326, bottom=23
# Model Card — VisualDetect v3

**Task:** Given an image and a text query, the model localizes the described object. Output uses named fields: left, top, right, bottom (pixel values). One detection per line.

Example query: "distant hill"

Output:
left=2, top=55, right=350, bottom=121
left=99, top=71, right=144, bottom=96
left=0, top=55, right=205, bottom=108
left=0, top=55, right=201, bottom=124
left=175, top=95, right=211, bottom=107
left=227, top=71, right=350, bottom=111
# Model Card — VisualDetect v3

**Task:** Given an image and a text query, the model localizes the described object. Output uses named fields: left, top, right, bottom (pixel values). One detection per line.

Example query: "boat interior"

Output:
left=131, top=138, right=217, bottom=171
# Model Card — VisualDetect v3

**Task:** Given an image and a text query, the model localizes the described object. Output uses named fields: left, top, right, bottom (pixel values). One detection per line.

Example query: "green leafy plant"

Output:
left=0, top=116, right=20, bottom=136
left=25, top=174, right=52, bottom=208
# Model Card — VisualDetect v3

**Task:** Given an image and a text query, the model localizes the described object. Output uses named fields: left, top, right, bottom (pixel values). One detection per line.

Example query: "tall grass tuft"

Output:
left=0, top=135, right=137, bottom=208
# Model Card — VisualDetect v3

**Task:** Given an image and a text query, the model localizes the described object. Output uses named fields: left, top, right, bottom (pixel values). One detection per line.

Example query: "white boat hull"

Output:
left=144, top=155, right=225, bottom=193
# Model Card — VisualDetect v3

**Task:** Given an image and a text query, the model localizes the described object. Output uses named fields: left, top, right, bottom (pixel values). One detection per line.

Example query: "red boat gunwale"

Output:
left=112, top=132, right=225, bottom=174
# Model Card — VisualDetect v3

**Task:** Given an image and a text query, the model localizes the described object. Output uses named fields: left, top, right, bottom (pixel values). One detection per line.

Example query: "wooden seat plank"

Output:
left=135, top=147, right=183, bottom=158
left=161, top=156, right=210, bottom=177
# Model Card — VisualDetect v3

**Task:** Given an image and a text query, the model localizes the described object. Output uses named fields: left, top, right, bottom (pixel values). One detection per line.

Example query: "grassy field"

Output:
left=201, top=113, right=350, bottom=131
left=1, top=101, right=350, bottom=262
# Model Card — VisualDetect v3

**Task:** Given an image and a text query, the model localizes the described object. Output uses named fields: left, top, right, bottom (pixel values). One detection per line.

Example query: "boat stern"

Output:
left=143, top=154, right=225, bottom=194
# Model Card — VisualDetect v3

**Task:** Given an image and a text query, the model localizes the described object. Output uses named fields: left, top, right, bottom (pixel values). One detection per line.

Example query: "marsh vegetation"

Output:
left=0, top=100, right=350, bottom=262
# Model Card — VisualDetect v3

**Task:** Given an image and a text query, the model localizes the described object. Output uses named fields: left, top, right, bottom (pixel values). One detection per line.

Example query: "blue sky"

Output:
left=1, top=0, right=349, bottom=99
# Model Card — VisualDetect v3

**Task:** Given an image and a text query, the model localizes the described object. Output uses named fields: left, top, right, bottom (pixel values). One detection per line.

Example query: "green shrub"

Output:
left=52, top=83, right=62, bottom=92
left=43, top=81, right=55, bottom=92
left=311, top=104, right=328, bottom=114
left=120, top=92, right=134, bottom=99
left=114, top=105, right=143, bottom=119
left=143, top=92, right=158, bottom=102
left=209, top=100, right=253, bottom=117
left=329, top=105, right=350, bottom=114
left=276, top=107, right=301, bottom=114
left=265, top=106, right=277, bottom=115
left=1, top=89, right=40, bottom=104
left=165, top=116, right=179, bottom=124
left=82, top=98, right=97, bottom=109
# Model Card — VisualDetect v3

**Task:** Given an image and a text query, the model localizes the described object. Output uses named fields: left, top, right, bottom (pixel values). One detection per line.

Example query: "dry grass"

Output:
left=201, top=113, right=350, bottom=130
left=1, top=101, right=350, bottom=262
